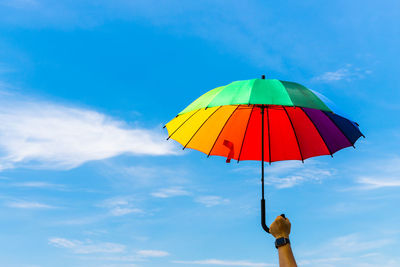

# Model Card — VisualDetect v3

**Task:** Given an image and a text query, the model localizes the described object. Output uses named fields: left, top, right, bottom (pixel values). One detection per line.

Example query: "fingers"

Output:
left=275, top=215, right=288, bottom=222
left=270, top=214, right=291, bottom=238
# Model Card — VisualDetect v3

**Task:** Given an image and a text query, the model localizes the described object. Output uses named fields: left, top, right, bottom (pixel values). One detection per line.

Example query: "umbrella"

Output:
left=164, top=75, right=364, bottom=234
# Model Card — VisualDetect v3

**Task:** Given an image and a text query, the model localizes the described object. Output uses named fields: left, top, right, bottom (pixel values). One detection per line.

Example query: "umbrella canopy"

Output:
left=164, top=76, right=364, bottom=233
left=165, top=78, right=364, bottom=163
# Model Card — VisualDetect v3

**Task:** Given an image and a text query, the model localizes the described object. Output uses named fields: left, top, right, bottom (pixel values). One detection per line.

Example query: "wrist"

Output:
left=274, top=234, right=289, bottom=239
left=275, top=237, right=290, bottom=249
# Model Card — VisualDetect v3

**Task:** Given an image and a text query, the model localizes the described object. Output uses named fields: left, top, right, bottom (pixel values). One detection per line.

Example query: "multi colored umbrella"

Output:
left=164, top=75, right=364, bottom=233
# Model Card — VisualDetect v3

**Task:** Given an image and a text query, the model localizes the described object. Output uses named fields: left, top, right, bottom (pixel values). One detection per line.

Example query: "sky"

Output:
left=0, top=0, right=399, bottom=266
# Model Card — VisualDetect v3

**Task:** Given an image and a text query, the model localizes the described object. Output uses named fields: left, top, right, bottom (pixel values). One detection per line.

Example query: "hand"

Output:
left=270, top=215, right=291, bottom=239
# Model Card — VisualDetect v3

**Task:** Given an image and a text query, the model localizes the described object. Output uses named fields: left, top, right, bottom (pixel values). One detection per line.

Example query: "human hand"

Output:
left=269, top=215, right=291, bottom=239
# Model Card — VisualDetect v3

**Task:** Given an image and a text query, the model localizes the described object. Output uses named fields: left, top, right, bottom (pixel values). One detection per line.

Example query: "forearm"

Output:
left=278, top=244, right=297, bottom=267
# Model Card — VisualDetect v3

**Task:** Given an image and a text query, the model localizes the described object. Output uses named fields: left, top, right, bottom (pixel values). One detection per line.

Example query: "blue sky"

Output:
left=0, top=1, right=399, bottom=266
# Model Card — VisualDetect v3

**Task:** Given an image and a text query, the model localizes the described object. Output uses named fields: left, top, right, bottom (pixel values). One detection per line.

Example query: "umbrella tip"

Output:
left=261, top=74, right=266, bottom=79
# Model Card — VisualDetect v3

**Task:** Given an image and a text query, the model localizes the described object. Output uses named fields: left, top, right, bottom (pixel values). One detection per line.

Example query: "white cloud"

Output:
left=136, top=250, right=169, bottom=257
left=298, top=233, right=398, bottom=267
left=356, top=177, right=400, bottom=189
left=265, top=175, right=306, bottom=189
left=49, top=237, right=169, bottom=263
left=110, top=206, right=143, bottom=216
left=312, top=64, right=371, bottom=83
left=0, top=94, right=178, bottom=170
left=298, top=257, right=350, bottom=265
left=173, top=259, right=273, bottom=267
left=327, top=233, right=393, bottom=253
left=236, top=160, right=333, bottom=189
left=6, top=200, right=55, bottom=209
left=299, top=256, right=400, bottom=267
left=302, top=232, right=394, bottom=258
left=48, top=237, right=126, bottom=254
left=103, top=164, right=190, bottom=190
left=100, top=197, right=143, bottom=216
left=351, top=156, right=400, bottom=190
left=11, top=181, right=64, bottom=189
left=195, top=196, right=229, bottom=207
left=151, top=186, right=190, bottom=198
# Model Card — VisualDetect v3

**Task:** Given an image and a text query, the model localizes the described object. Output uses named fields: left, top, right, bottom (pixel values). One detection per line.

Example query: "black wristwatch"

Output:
left=275, top=237, right=290, bottom=249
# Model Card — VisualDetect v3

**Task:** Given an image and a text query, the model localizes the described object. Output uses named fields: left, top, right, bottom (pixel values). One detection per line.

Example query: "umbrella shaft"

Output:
left=261, top=106, right=265, bottom=200
left=260, top=105, right=270, bottom=234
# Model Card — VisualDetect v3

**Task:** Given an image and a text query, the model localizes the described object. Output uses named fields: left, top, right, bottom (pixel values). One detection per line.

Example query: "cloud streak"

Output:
left=173, top=259, right=273, bottom=266
left=99, top=197, right=143, bottom=216
left=6, top=200, right=55, bottom=209
left=350, top=156, right=400, bottom=190
left=356, top=177, right=400, bottom=189
left=49, top=237, right=169, bottom=263
left=10, top=181, right=65, bottom=189
left=195, top=196, right=229, bottom=207
left=312, top=64, right=372, bottom=83
left=136, top=250, right=169, bottom=257
left=0, top=94, right=178, bottom=171
left=236, top=160, right=333, bottom=189
left=151, top=186, right=190, bottom=198
left=48, top=237, right=126, bottom=254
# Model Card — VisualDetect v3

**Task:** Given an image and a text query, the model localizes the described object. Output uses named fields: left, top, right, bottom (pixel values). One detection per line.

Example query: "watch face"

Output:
left=276, top=238, right=285, bottom=246
left=275, top=238, right=289, bottom=248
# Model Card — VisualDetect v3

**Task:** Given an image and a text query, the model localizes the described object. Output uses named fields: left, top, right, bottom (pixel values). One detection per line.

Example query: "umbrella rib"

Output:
left=237, top=106, right=255, bottom=163
left=183, top=106, right=222, bottom=149
left=166, top=109, right=201, bottom=140
left=266, top=105, right=271, bottom=164
left=323, top=111, right=355, bottom=148
left=299, top=107, right=333, bottom=157
left=207, top=105, right=240, bottom=157
left=283, top=106, right=304, bottom=163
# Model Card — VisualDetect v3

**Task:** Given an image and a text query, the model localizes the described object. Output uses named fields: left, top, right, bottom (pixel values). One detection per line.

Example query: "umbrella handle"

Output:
left=261, top=199, right=287, bottom=234
left=261, top=199, right=270, bottom=233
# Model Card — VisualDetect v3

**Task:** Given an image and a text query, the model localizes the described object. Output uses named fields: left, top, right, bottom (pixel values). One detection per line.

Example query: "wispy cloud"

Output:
left=55, top=197, right=143, bottom=225
left=356, top=176, right=400, bottom=189
left=173, top=259, right=273, bottom=266
left=195, top=196, right=229, bottom=207
left=136, top=250, right=169, bottom=257
left=151, top=186, right=190, bottom=198
left=236, top=160, right=333, bottom=189
left=298, top=255, right=400, bottom=267
left=49, top=237, right=169, bottom=263
left=302, top=232, right=395, bottom=259
left=48, top=237, right=126, bottom=254
left=296, top=232, right=399, bottom=267
left=312, top=64, right=372, bottom=83
left=350, top=156, right=400, bottom=190
left=298, top=256, right=350, bottom=266
left=6, top=200, right=55, bottom=209
left=0, top=92, right=178, bottom=171
left=99, top=197, right=143, bottom=216
left=10, top=181, right=65, bottom=189
left=268, top=164, right=332, bottom=189
left=327, top=233, right=393, bottom=253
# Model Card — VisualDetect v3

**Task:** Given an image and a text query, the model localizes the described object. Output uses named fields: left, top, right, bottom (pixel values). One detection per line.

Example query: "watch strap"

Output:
left=275, top=237, right=290, bottom=249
